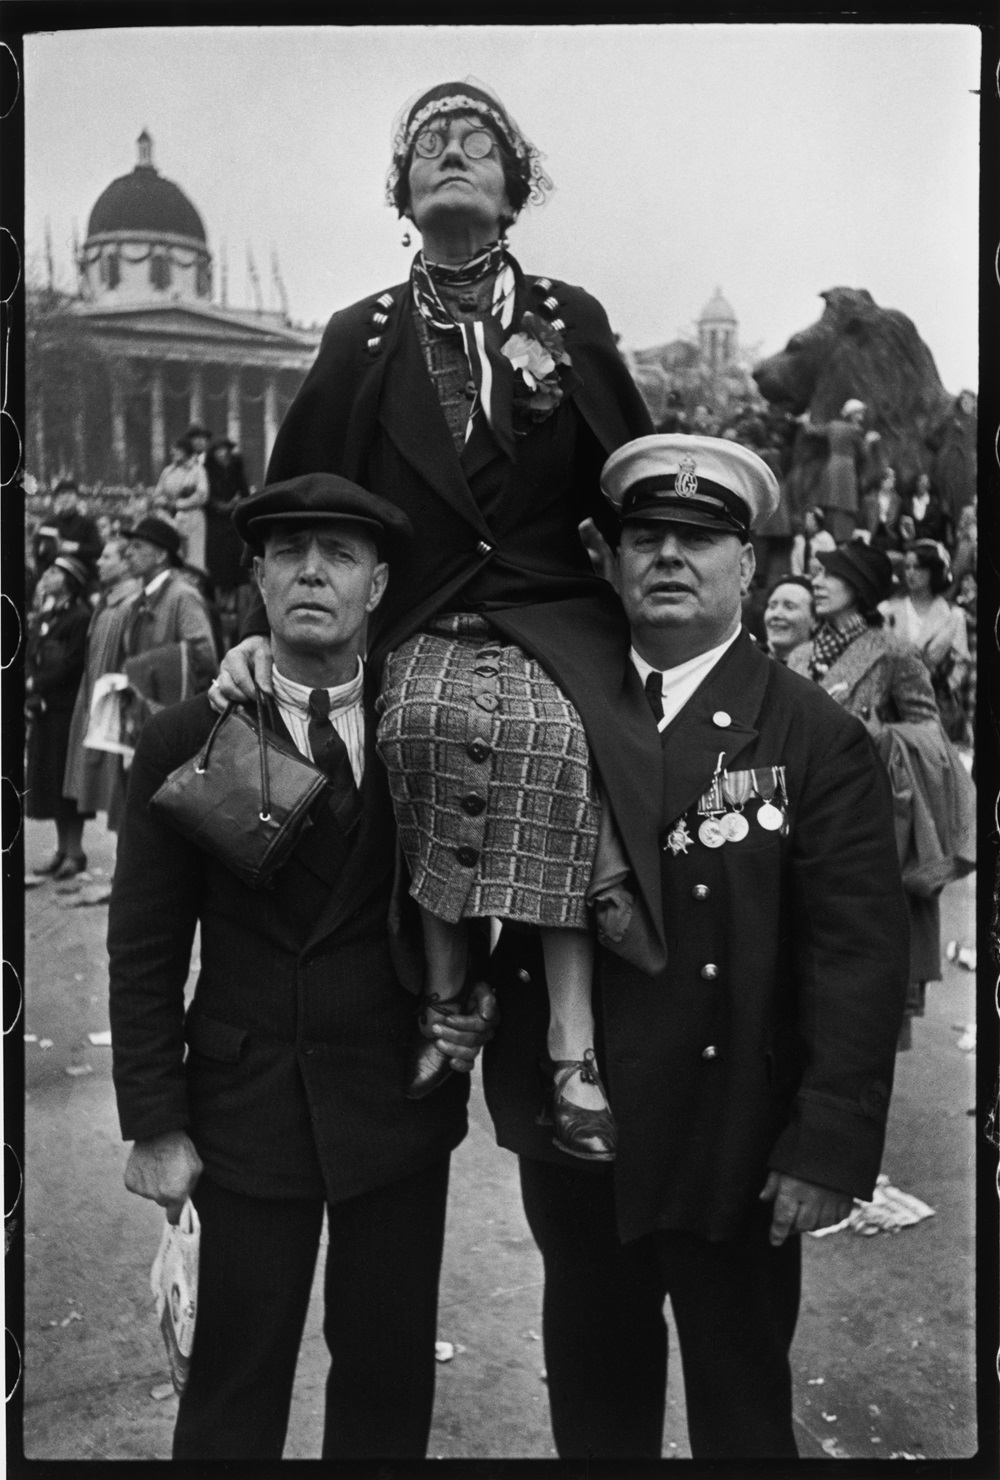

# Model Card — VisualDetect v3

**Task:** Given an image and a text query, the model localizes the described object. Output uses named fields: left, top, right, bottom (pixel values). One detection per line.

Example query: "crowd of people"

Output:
left=23, top=76, right=977, bottom=1466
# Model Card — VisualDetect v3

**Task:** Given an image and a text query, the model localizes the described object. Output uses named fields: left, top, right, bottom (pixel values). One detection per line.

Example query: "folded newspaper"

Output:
left=150, top=1199, right=200, bottom=1393
left=808, top=1174, right=935, bottom=1238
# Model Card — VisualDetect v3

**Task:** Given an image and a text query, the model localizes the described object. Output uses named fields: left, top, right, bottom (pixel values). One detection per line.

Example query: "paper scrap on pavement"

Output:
left=87, top=1030, right=113, bottom=1046
left=809, top=1175, right=935, bottom=1238
left=434, top=1341, right=455, bottom=1362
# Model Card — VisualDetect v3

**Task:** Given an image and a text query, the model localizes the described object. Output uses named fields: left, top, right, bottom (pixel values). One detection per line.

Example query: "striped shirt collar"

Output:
left=271, top=657, right=364, bottom=719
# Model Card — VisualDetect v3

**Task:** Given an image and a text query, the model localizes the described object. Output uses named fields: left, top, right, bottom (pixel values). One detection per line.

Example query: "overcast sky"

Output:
left=23, top=22, right=980, bottom=392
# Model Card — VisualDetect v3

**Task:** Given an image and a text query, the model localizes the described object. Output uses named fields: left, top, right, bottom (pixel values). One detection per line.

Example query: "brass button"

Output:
left=702, top=1045, right=718, bottom=1060
left=461, top=793, right=486, bottom=816
left=477, top=540, right=494, bottom=556
left=692, top=884, right=710, bottom=901
left=700, top=963, right=719, bottom=980
left=455, top=846, right=479, bottom=867
left=467, top=739, right=491, bottom=763
left=464, top=378, right=477, bottom=398
left=517, top=968, right=531, bottom=985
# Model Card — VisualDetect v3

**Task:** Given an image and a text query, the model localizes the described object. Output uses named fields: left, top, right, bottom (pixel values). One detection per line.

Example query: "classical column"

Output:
left=73, top=401, right=86, bottom=483
left=110, top=371, right=128, bottom=484
left=226, top=367, right=242, bottom=445
left=263, top=373, right=279, bottom=467
left=150, top=362, right=165, bottom=474
left=189, top=365, right=205, bottom=429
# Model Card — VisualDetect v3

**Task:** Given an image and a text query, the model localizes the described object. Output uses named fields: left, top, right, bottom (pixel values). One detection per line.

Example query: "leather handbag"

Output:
left=150, top=687, right=328, bottom=888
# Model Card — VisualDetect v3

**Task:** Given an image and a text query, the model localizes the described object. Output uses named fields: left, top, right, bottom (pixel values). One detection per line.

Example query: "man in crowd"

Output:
left=120, top=514, right=219, bottom=707
left=32, top=477, right=104, bottom=576
left=484, top=434, right=909, bottom=1459
left=108, top=474, right=495, bottom=1460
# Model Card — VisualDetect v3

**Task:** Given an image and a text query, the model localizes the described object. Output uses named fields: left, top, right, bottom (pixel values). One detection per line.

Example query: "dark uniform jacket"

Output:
left=260, top=266, right=667, bottom=955
left=484, top=632, right=909, bottom=1245
left=108, top=681, right=468, bottom=1205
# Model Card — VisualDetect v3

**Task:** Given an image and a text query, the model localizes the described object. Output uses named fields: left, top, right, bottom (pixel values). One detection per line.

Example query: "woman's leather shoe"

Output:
left=52, top=853, right=87, bottom=881
left=404, top=993, right=463, bottom=1100
left=550, top=1049, right=617, bottom=1162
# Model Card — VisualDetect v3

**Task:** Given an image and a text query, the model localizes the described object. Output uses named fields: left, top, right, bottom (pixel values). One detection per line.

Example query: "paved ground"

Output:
left=13, top=817, right=981, bottom=1462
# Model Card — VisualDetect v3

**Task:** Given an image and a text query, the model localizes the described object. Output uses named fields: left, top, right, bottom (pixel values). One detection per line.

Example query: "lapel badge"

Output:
left=665, top=819, right=693, bottom=855
left=676, top=455, right=699, bottom=497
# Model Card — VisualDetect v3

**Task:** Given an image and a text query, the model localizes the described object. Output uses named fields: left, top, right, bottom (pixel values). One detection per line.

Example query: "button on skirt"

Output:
left=376, top=614, right=599, bottom=927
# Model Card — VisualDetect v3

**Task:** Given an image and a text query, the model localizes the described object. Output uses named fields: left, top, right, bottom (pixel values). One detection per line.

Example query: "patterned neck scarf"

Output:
left=809, top=612, right=869, bottom=680
left=411, top=243, right=517, bottom=454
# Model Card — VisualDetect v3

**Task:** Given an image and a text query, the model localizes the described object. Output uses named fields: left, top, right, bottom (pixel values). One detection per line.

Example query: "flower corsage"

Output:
left=502, top=311, right=573, bottom=426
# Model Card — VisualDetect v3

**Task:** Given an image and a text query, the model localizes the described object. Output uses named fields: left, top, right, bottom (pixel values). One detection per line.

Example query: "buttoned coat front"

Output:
left=261, top=266, right=668, bottom=956
left=484, top=632, right=909, bottom=1244
left=108, top=685, right=469, bottom=1205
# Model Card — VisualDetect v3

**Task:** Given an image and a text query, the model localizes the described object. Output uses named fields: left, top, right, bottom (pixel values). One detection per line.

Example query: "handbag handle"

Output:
left=194, top=687, right=273, bottom=823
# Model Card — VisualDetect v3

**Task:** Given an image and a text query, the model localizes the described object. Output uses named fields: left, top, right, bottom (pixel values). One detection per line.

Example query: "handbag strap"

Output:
left=195, top=688, right=273, bottom=822
left=253, top=683, right=271, bottom=821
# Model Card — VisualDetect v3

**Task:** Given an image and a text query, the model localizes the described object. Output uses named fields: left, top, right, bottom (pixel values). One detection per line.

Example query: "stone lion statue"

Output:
left=753, top=288, right=976, bottom=523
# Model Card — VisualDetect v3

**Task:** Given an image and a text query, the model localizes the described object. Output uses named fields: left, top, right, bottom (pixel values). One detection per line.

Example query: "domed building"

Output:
left=697, top=288, right=738, bottom=373
left=59, top=132, right=320, bottom=487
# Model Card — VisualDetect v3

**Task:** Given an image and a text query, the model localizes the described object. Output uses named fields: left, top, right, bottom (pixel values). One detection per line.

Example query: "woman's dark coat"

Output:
left=263, top=268, right=668, bottom=955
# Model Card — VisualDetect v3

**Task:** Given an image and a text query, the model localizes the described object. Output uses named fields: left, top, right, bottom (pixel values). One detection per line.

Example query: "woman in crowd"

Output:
left=62, top=536, right=141, bottom=843
left=762, top=576, right=815, bottom=664
left=153, top=436, right=208, bottom=571
left=788, top=542, right=975, bottom=1044
left=798, top=398, right=872, bottom=542
left=884, top=539, right=970, bottom=743
left=789, top=504, right=835, bottom=577
left=204, top=437, right=252, bottom=646
left=26, top=555, right=93, bottom=879
left=224, top=78, right=656, bottom=1158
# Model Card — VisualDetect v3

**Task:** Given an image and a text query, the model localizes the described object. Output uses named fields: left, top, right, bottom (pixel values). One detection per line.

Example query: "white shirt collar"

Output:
left=630, top=626, right=741, bottom=687
left=143, top=568, right=173, bottom=598
left=271, top=657, right=364, bottom=716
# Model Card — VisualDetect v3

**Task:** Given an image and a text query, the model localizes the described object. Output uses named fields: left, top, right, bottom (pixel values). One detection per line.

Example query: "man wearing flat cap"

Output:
left=109, top=475, right=495, bottom=1460
left=483, top=434, right=909, bottom=1459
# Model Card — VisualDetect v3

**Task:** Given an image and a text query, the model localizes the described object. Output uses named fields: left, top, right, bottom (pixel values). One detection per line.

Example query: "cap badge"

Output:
left=676, top=456, right=699, bottom=497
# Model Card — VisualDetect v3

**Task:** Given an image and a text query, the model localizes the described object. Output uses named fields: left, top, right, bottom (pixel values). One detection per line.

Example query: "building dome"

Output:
left=87, top=131, right=206, bottom=244
left=699, top=288, right=737, bottom=325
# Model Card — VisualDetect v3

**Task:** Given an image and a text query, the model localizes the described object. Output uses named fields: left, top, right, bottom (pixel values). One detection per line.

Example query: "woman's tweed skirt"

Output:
left=376, top=614, right=599, bottom=927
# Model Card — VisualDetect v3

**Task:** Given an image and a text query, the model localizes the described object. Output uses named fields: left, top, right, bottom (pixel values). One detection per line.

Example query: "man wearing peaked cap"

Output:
left=482, top=432, right=909, bottom=1458
left=109, top=470, right=495, bottom=1461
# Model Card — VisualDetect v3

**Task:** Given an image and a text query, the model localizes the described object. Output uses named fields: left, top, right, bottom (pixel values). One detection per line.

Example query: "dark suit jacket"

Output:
left=484, top=632, right=909, bottom=1245
left=260, top=266, right=669, bottom=960
left=108, top=681, right=468, bottom=1205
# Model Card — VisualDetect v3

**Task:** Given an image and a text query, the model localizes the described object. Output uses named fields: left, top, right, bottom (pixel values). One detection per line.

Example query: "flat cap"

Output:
left=233, top=473, right=413, bottom=556
left=600, top=434, right=780, bottom=539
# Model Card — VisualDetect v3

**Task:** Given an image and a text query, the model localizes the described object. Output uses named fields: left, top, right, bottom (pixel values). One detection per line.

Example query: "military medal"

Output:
left=698, top=754, right=728, bottom=847
left=665, top=819, right=693, bottom=855
left=720, top=769, right=752, bottom=841
left=754, top=767, right=784, bottom=831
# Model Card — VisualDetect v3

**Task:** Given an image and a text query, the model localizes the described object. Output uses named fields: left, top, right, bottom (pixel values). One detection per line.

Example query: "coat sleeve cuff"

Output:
left=768, top=1090, right=889, bottom=1202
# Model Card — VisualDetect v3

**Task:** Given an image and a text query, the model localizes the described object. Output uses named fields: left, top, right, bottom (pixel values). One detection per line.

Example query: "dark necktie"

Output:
left=307, top=689, right=361, bottom=839
left=644, top=670, right=665, bottom=725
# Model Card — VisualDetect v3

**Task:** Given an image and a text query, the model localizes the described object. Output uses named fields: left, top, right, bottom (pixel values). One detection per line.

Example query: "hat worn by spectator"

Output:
left=233, top=473, right=414, bottom=558
left=52, top=554, right=90, bottom=589
left=600, top=434, right=780, bottom=540
left=815, top=542, right=894, bottom=612
left=122, top=515, right=183, bottom=565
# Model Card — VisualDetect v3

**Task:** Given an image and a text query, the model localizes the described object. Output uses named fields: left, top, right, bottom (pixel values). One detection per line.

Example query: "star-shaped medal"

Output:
left=666, top=819, right=693, bottom=855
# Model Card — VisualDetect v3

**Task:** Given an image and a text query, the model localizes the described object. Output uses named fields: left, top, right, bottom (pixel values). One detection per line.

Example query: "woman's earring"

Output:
left=401, top=230, right=412, bottom=248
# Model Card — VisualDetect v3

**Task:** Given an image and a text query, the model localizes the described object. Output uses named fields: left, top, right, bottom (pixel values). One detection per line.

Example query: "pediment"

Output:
left=73, top=301, right=319, bottom=350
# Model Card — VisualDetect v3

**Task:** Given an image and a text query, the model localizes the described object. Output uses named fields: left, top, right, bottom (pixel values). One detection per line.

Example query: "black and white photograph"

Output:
left=5, top=13, right=994, bottom=1469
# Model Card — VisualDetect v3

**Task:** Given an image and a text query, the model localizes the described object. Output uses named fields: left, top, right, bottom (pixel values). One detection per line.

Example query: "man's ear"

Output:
left=366, top=561, right=390, bottom=614
left=739, top=541, right=756, bottom=594
left=253, top=555, right=265, bottom=596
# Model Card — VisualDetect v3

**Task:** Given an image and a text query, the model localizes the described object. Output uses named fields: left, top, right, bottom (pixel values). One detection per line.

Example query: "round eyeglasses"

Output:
left=412, top=127, right=496, bottom=161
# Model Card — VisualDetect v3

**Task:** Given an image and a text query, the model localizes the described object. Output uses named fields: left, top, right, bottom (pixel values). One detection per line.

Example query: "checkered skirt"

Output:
left=376, top=615, right=599, bottom=926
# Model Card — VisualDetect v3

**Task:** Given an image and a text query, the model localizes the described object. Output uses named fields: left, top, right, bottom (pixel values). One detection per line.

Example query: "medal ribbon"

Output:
left=721, top=769, right=753, bottom=811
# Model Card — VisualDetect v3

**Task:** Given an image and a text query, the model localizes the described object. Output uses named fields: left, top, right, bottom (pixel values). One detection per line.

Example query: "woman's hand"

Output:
left=577, top=519, right=617, bottom=585
left=424, top=981, right=499, bottom=1074
left=209, top=635, right=272, bottom=711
